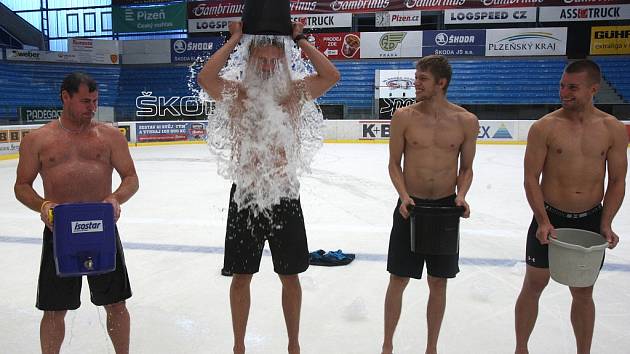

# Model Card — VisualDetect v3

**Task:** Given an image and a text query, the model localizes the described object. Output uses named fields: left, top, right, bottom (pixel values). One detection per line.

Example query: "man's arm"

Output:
left=454, top=113, right=479, bottom=218
left=106, top=126, right=139, bottom=221
left=293, top=23, right=340, bottom=100
left=14, top=130, right=53, bottom=228
left=197, top=22, right=243, bottom=101
left=523, top=120, right=554, bottom=244
left=600, top=118, right=628, bottom=249
left=388, top=109, right=413, bottom=219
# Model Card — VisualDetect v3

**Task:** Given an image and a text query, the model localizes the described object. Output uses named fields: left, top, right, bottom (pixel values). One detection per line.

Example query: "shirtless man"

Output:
left=197, top=21, right=339, bottom=354
left=382, top=55, right=479, bottom=354
left=514, top=60, right=627, bottom=354
left=14, top=72, right=138, bottom=354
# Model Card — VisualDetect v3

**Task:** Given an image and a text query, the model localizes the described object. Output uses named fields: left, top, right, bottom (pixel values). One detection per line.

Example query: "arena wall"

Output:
left=2, top=120, right=629, bottom=160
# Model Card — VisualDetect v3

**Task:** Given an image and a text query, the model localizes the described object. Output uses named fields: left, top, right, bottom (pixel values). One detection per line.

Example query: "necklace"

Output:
left=58, top=117, right=85, bottom=134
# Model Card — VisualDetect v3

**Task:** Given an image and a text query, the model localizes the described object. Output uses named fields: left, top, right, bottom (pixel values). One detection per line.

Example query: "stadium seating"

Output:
left=1, top=56, right=628, bottom=121
left=321, top=58, right=567, bottom=108
left=594, top=57, right=630, bottom=104
left=0, top=61, right=119, bottom=121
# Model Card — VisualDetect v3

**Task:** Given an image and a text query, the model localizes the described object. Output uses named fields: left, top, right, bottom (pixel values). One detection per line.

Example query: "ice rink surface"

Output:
left=1, top=143, right=629, bottom=354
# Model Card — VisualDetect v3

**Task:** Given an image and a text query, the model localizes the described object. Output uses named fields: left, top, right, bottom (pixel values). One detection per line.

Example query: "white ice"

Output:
left=1, top=143, right=629, bottom=353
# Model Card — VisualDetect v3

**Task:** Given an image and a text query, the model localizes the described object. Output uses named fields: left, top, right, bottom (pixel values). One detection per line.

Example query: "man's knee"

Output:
left=427, top=276, right=447, bottom=295
left=278, top=274, right=300, bottom=290
left=231, top=274, right=253, bottom=290
left=388, top=274, right=410, bottom=290
left=522, top=266, right=550, bottom=295
left=104, top=301, right=128, bottom=314
left=570, top=286, right=594, bottom=303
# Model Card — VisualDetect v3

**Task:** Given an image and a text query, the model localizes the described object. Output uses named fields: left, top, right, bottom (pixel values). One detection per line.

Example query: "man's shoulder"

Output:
left=533, top=111, right=560, bottom=128
left=599, top=111, right=625, bottom=130
left=95, top=122, right=126, bottom=142
left=445, top=102, right=478, bottom=127
left=23, top=121, right=55, bottom=141
left=391, top=103, right=419, bottom=121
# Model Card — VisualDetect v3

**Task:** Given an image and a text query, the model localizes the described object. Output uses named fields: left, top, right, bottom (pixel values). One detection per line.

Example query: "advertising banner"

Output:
left=590, top=25, right=630, bottom=55
left=188, top=1, right=243, bottom=19
left=67, top=38, right=120, bottom=64
left=113, top=0, right=173, bottom=4
left=6, top=49, right=83, bottom=63
left=291, top=13, right=352, bottom=29
left=0, top=127, right=34, bottom=157
left=378, top=98, right=415, bottom=120
left=188, top=16, right=240, bottom=33
left=188, top=0, right=630, bottom=18
left=136, top=91, right=214, bottom=119
left=307, top=32, right=361, bottom=59
left=171, top=37, right=224, bottom=63
left=360, top=31, right=422, bottom=59
left=375, top=10, right=422, bottom=27
left=539, top=4, right=630, bottom=22
left=68, top=38, right=119, bottom=53
left=113, top=2, right=187, bottom=33
left=422, top=29, right=486, bottom=56
left=444, top=7, right=536, bottom=24
left=117, top=124, right=132, bottom=142
left=377, top=69, right=415, bottom=99
left=486, top=27, right=567, bottom=56
left=18, top=107, right=63, bottom=123
left=358, top=120, right=391, bottom=140
left=136, top=122, right=207, bottom=143
left=477, top=121, right=516, bottom=142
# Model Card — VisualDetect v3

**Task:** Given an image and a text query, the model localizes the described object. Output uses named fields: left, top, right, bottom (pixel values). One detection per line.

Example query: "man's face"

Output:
left=415, top=69, right=442, bottom=100
left=62, top=84, right=98, bottom=121
left=559, top=71, right=598, bottom=111
left=249, top=45, right=285, bottom=79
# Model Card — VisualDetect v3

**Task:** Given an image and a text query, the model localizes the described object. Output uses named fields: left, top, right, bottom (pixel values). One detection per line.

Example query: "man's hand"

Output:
left=536, top=222, right=555, bottom=245
left=40, top=201, right=56, bottom=231
left=399, top=197, right=415, bottom=219
left=600, top=226, right=620, bottom=249
left=229, top=21, right=243, bottom=39
left=454, top=196, right=470, bottom=218
left=103, top=195, right=121, bottom=222
left=292, top=21, right=305, bottom=39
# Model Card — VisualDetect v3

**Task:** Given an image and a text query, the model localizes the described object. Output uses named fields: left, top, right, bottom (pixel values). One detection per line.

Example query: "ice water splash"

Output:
left=196, top=34, right=323, bottom=217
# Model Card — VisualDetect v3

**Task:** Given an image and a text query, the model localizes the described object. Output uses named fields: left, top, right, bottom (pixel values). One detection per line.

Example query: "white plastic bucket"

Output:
left=548, top=228, right=607, bottom=287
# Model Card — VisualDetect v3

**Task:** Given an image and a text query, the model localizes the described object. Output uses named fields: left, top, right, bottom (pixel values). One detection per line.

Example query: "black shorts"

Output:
left=387, top=195, right=459, bottom=279
left=526, top=203, right=602, bottom=268
left=223, top=184, right=309, bottom=275
left=36, top=227, right=132, bottom=311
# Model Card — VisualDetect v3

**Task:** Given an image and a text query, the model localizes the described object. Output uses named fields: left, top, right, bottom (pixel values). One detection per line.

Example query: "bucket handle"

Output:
left=549, top=238, right=608, bottom=253
left=409, top=205, right=465, bottom=216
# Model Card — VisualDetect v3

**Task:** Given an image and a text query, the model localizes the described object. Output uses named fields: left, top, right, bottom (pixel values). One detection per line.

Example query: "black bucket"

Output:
left=242, top=0, right=292, bottom=36
left=410, top=205, right=464, bottom=255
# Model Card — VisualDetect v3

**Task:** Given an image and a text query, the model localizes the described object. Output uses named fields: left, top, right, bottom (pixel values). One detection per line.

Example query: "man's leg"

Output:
left=41, top=310, right=67, bottom=354
left=104, top=301, right=130, bottom=354
left=279, top=274, right=302, bottom=354
left=569, top=286, right=595, bottom=354
left=514, top=265, right=550, bottom=354
left=382, top=274, right=410, bottom=354
left=231, top=274, right=253, bottom=354
left=426, top=275, right=447, bottom=354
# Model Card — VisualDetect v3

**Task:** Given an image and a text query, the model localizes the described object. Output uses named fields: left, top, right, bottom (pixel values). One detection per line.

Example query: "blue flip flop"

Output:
left=309, top=249, right=355, bottom=266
